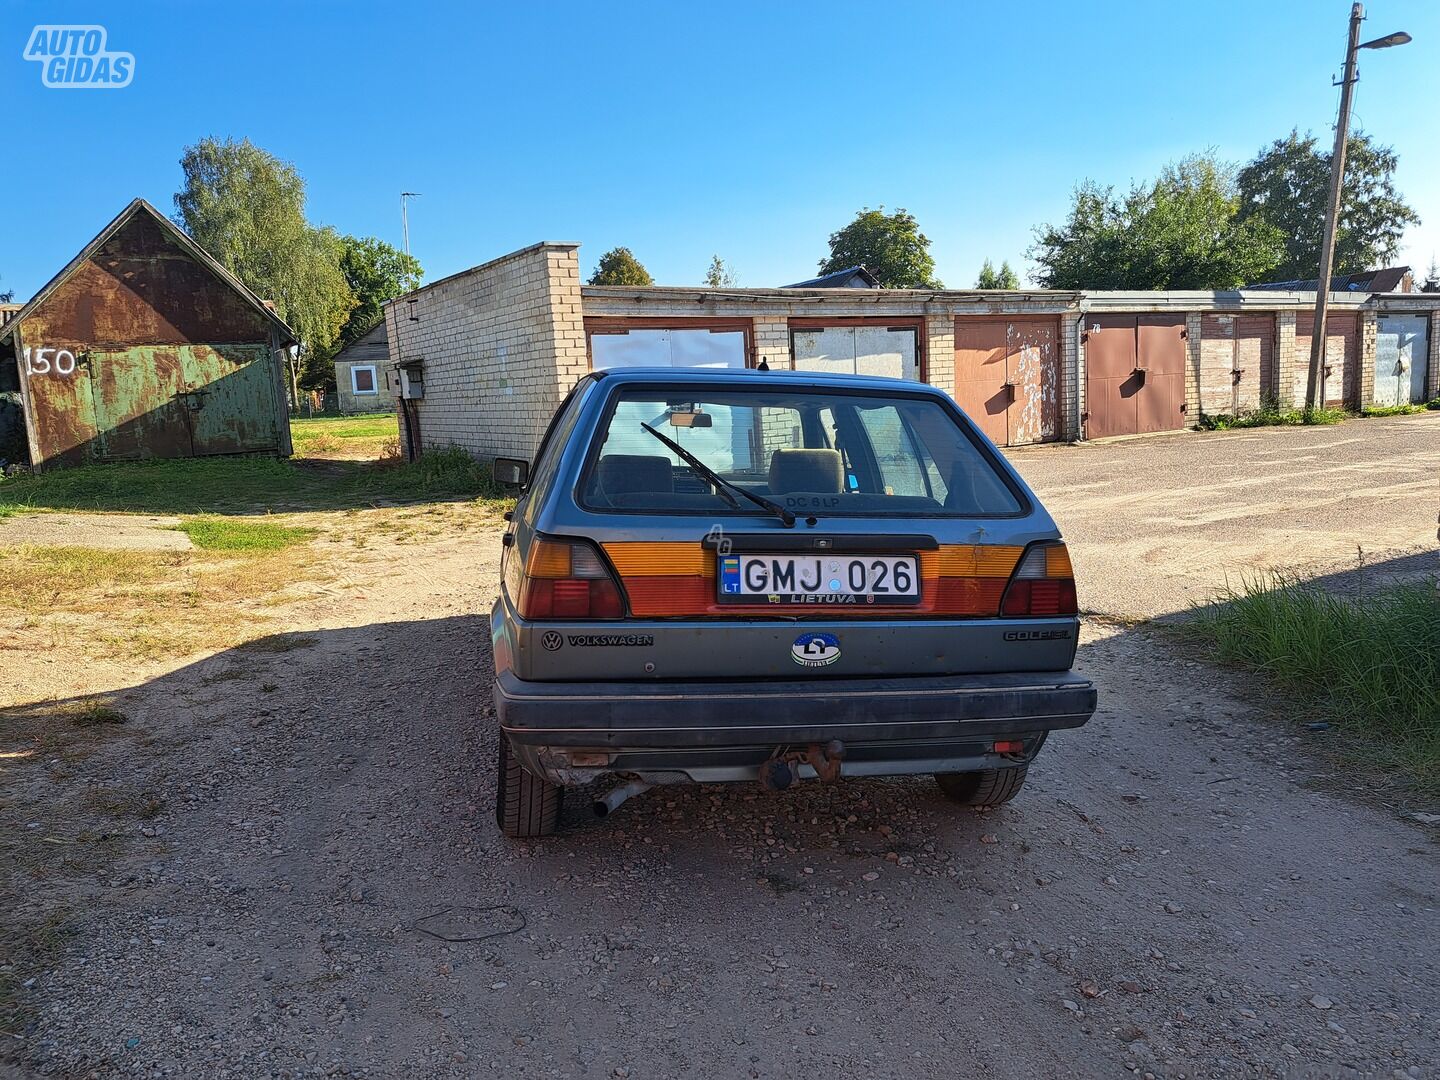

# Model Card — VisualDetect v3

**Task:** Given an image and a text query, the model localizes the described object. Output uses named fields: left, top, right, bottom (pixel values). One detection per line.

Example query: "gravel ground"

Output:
left=3, top=424, right=1438, bottom=1079
left=1008, top=412, right=1440, bottom=618
left=0, top=512, right=191, bottom=552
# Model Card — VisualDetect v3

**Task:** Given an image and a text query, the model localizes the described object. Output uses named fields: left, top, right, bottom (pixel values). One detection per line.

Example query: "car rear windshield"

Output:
left=580, top=387, right=1024, bottom=516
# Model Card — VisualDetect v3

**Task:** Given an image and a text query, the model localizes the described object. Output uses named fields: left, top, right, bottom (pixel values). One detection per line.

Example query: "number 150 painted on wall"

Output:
left=22, top=347, right=78, bottom=376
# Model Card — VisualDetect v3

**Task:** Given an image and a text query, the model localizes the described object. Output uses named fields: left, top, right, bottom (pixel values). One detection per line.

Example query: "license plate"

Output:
left=717, top=553, right=920, bottom=605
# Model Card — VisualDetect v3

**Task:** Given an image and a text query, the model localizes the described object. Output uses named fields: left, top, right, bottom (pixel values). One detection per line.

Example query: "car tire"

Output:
left=495, top=734, right=561, bottom=838
left=935, top=764, right=1028, bottom=807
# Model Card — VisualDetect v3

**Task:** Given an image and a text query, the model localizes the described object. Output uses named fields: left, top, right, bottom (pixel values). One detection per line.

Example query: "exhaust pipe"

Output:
left=593, top=780, right=651, bottom=818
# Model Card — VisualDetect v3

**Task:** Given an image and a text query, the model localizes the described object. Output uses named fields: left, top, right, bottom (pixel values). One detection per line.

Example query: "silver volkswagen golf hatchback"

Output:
left=491, top=367, right=1095, bottom=837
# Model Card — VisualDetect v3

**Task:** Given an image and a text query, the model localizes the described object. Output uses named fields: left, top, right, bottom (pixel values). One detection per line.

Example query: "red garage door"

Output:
left=953, top=317, right=1060, bottom=446
left=1293, top=313, right=1358, bottom=408
left=1084, top=315, right=1187, bottom=438
left=1199, top=314, right=1273, bottom=416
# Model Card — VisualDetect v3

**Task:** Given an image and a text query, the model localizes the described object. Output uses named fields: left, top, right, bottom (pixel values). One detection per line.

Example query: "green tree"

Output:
left=589, top=247, right=653, bottom=286
left=1030, top=154, right=1284, bottom=289
left=975, top=259, right=1019, bottom=289
left=704, top=255, right=737, bottom=288
left=174, top=137, right=354, bottom=399
left=820, top=208, right=941, bottom=288
left=337, top=235, right=423, bottom=353
left=1236, top=130, right=1421, bottom=282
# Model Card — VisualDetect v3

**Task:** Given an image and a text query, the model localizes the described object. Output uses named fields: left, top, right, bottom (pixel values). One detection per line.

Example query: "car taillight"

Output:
left=517, top=537, right=625, bottom=619
left=1000, top=542, right=1078, bottom=617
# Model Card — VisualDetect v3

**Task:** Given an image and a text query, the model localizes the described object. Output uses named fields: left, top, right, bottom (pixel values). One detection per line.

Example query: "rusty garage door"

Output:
left=1083, top=315, right=1187, bottom=439
left=1199, top=314, right=1273, bottom=416
left=1374, top=315, right=1430, bottom=407
left=1293, top=313, right=1357, bottom=408
left=952, top=317, right=1060, bottom=446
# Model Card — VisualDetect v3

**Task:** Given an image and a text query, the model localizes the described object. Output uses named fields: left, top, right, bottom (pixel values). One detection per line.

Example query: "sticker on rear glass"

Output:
left=791, top=632, right=841, bottom=668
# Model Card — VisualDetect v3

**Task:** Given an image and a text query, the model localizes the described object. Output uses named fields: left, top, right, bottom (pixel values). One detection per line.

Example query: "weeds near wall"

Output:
left=1199, top=397, right=1348, bottom=430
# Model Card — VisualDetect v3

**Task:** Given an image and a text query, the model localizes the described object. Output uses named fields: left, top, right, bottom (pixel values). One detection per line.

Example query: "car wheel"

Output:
left=935, top=764, right=1028, bottom=807
left=495, top=734, right=561, bottom=838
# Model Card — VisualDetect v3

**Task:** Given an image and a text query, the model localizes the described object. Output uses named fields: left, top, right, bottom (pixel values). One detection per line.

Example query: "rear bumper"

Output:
left=496, top=669, right=1096, bottom=748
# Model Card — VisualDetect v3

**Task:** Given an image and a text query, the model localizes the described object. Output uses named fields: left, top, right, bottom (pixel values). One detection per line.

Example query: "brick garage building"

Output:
left=383, top=243, right=1440, bottom=462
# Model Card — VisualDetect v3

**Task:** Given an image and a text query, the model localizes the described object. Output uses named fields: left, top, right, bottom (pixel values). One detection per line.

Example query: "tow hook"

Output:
left=759, top=740, right=847, bottom=791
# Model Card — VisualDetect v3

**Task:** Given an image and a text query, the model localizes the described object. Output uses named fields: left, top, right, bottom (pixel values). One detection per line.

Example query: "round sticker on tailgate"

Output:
left=791, top=632, right=840, bottom=667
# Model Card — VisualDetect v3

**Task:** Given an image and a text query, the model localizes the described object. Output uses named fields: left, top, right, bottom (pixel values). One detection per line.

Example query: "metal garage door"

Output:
left=952, top=317, right=1060, bottom=446
left=1199, top=314, right=1272, bottom=416
left=1375, top=314, right=1430, bottom=406
left=590, top=327, right=748, bottom=369
left=1084, top=315, right=1187, bottom=438
left=1293, top=313, right=1357, bottom=408
left=791, top=325, right=918, bottom=380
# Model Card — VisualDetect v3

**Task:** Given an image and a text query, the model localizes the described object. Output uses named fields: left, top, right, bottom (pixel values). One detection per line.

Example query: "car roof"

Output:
left=590, top=366, right=937, bottom=393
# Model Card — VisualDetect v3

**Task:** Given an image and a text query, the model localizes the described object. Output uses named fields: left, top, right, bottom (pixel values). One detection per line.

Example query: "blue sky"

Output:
left=4, top=0, right=1438, bottom=299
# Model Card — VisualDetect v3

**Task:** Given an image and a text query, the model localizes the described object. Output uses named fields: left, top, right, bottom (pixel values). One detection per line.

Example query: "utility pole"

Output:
left=1304, top=5, right=1412, bottom=411
left=401, top=192, right=421, bottom=256
left=1305, top=4, right=1364, bottom=412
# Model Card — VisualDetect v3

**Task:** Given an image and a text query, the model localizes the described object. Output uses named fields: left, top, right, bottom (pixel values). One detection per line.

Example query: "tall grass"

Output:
left=1189, top=576, right=1440, bottom=790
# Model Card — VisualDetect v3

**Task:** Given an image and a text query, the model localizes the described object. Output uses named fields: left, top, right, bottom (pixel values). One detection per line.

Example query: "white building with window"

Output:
left=333, top=320, right=396, bottom=414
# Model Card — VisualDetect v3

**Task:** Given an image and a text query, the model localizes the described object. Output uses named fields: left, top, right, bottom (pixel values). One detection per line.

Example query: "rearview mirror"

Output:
left=493, top=457, right=529, bottom=489
left=669, top=410, right=713, bottom=428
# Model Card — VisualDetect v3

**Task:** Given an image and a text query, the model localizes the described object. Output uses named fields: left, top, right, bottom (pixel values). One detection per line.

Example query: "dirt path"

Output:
left=4, top=515, right=1436, bottom=1079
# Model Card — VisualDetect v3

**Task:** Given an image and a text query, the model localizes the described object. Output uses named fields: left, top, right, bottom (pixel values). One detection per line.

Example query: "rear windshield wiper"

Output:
left=640, top=422, right=796, bottom=528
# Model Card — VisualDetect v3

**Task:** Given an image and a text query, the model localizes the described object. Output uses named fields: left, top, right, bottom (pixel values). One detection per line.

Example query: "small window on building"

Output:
left=351, top=365, right=378, bottom=394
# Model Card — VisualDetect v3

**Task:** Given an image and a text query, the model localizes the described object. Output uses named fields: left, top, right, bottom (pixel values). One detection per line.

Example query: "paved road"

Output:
left=1007, top=412, right=1440, bottom=618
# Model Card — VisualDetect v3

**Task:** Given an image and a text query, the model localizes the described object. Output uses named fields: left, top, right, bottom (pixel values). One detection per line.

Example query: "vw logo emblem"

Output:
left=541, top=631, right=564, bottom=652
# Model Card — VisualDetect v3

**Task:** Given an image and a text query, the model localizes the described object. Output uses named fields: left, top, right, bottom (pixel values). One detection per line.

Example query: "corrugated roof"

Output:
left=783, top=266, right=880, bottom=289
left=1246, top=266, right=1411, bottom=293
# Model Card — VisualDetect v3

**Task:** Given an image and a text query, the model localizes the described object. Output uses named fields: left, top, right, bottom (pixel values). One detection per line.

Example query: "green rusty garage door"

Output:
left=88, top=344, right=280, bottom=460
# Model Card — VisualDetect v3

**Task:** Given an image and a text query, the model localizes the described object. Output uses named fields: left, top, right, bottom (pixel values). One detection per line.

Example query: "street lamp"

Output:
left=1303, top=4, right=1411, bottom=411
left=400, top=192, right=421, bottom=257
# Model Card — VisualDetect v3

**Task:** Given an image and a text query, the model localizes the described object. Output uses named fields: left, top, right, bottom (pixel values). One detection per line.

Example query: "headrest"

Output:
left=597, top=454, right=674, bottom=494
left=768, top=448, right=843, bottom=494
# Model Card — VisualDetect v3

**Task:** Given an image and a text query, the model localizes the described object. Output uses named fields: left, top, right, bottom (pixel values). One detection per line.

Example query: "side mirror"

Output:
left=493, top=457, right=529, bottom=490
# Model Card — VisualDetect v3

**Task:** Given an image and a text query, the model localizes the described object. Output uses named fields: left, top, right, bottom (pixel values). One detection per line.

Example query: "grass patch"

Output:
left=175, top=517, right=317, bottom=552
left=1187, top=576, right=1440, bottom=791
left=0, top=448, right=509, bottom=516
left=0, top=543, right=324, bottom=662
left=291, top=412, right=398, bottom=462
left=1199, top=400, right=1348, bottom=431
left=1361, top=403, right=1430, bottom=418
left=291, top=413, right=395, bottom=441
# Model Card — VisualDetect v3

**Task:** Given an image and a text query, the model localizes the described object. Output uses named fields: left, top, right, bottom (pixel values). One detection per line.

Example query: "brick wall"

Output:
left=1358, top=311, right=1378, bottom=408
left=924, top=315, right=955, bottom=397
left=1183, top=312, right=1203, bottom=425
left=1274, top=311, right=1297, bottom=406
left=753, top=317, right=789, bottom=370
left=383, top=242, right=583, bottom=461
left=1057, top=314, right=1080, bottom=441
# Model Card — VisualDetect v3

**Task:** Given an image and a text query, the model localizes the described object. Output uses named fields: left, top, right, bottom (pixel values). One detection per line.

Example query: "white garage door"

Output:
left=590, top=328, right=747, bottom=369
left=792, top=326, right=918, bottom=380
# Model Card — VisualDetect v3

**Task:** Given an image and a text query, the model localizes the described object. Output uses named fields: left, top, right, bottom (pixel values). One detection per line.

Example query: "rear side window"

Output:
left=580, top=386, right=1023, bottom=516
